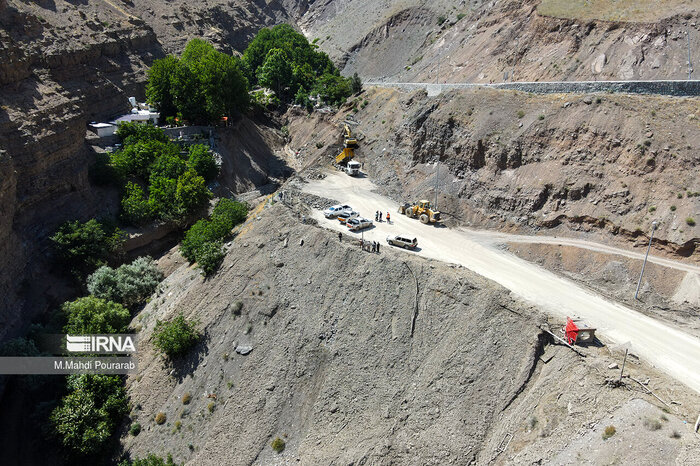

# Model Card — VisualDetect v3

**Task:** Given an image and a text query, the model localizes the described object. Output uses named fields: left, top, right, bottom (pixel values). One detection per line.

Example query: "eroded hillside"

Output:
left=286, top=87, right=700, bottom=260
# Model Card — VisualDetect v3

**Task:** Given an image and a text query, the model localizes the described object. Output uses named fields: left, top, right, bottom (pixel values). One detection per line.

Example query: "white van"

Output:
left=346, top=161, right=361, bottom=176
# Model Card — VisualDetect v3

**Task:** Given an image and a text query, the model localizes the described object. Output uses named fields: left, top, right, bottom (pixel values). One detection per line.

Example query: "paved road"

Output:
left=301, top=170, right=700, bottom=394
left=365, top=80, right=700, bottom=97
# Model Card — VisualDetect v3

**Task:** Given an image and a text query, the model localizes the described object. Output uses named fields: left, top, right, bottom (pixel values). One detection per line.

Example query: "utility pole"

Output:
left=635, top=220, right=658, bottom=300
left=687, top=29, right=693, bottom=80
left=434, top=161, right=439, bottom=210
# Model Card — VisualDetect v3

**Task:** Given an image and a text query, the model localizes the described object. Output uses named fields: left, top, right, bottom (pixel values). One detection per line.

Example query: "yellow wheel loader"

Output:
left=398, top=200, right=441, bottom=224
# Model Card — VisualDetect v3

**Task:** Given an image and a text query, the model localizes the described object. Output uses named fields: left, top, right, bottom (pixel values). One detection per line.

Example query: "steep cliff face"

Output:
left=0, top=1, right=162, bottom=337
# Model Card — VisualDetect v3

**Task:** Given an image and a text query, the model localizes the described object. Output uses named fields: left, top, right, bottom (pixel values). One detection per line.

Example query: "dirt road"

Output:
left=301, top=170, right=700, bottom=393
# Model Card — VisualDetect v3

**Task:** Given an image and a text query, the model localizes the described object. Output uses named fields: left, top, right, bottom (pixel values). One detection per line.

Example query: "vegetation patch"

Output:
left=152, top=315, right=200, bottom=358
left=155, top=412, right=167, bottom=425
left=602, top=425, right=616, bottom=440
left=271, top=437, right=286, bottom=453
left=87, top=256, right=163, bottom=308
left=50, top=219, right=125, bottom=279
left=537, top=0, right=694, bottom=22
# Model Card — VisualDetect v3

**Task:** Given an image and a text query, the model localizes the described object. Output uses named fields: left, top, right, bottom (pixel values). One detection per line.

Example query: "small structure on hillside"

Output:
left=89, top=97, right=160, bottom=138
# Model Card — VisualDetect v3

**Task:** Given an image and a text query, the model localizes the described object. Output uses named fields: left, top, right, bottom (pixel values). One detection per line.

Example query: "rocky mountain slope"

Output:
left=120, top=199, right=700, bottom=465
left=286, top=86, right=699, bottom=260
left=300, top=0, right=699, bottom=82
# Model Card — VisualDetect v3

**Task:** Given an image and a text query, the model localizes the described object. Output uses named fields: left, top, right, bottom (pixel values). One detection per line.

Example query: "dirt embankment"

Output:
left=120, top=199, right=700, bottom=465
left=286, top=86, right=700, bottom=261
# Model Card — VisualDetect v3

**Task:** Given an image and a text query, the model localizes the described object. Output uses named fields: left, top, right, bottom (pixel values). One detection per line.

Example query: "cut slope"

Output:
left=538, top=0, right=698, bottom=22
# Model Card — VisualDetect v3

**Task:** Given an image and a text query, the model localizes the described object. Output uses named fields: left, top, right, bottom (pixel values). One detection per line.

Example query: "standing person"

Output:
left=376, top=241, right=380, bottom=253
left=338, top=232, right=342, bottom=242
left=379, top=212, right=383, bottom=222
left=375, top=211, right=379, bottom=221
left=386, top=212, right=391, bottom=223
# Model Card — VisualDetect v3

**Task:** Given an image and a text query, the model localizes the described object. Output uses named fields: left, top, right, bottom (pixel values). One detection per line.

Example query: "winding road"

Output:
left=300, top=170, right=700, bottom=394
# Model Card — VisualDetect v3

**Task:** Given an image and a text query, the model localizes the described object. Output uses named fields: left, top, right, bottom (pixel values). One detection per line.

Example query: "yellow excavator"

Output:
left=335, top=124, right=358, bottom=164
left=399, top=200, right=441, bottom=224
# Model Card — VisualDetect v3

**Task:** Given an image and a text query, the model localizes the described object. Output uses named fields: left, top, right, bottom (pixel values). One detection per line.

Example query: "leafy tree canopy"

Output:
left=62, top=296, right=131, bottom=334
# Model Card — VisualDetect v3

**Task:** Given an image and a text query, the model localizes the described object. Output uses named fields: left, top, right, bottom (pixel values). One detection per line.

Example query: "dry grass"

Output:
left=537, top=0, right=695, bottom=22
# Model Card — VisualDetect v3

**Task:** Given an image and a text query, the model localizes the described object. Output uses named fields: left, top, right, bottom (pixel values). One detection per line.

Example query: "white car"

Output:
left=337, top=210, right=360, bottom=224
left=386, top=235, right=418, bottom=249
left=323, top=204, right=352, bottom=218
left=346, top=161, right=361, bottom=176
left=347, top=217, right=373, bottom=231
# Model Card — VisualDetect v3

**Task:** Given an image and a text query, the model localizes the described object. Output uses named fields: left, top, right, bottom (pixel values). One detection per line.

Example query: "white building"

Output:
left=89, top=122, right=117, bottom=138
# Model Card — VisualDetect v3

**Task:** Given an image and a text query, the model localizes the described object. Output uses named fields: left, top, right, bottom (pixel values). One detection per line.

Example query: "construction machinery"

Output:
left=335, top=123, right=358, bottom=165
left=399, top=200, right=441, bottom=224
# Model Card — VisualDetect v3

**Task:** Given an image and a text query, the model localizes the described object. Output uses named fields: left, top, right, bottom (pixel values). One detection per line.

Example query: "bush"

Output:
left=196, top=241, right=225, bottom=276
left=670, top=205, right=677, bottom=211
left=644, top=418, right=662, bottom=431
left=63, top=296, right=131, bottom=334
left=120, top=454, right=177, bottom=466
left=87, top=256, right=163, bottom=308
left=175, top=169, right=211, bottom=215
left=155, top=412, right=167, bottom=425
left=437, top=16, right=446, bottom=25
left=50, top=219, right=125, bottom=277
left=687, top=217, right=696, bottom=226
left=50, top=375, right=129, bottom=456
left=187, top=145, right=219, bottom=182
left=0, top=337, right=40, bottom=356
left=350, top=72, right=362, bottom=94
left=182, top=392, right=191, bottom=405
left=152, top=315, right=200, bottom=357
left=271, top=437, right=286, bottom=453
left=207, top=402, right=215, bottom=413
left=517, top=110, right=525, bottom=118
left=130, top=422, right=141, bottom=436
left=231, top=301, right=243, bottom=315
left=180, top=219, right=220, bottom=263
left=648, top=206, right=656, bottom=213
left=111, top=140, right=177, bottom=180
left=212, top=198, right=248, bottom=227
left=602, top=425, right=616, bottom=440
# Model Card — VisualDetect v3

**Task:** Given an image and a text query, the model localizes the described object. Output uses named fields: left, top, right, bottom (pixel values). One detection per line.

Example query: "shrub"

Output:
left=196, top=241, right=225, bottom=276
left=231, top=301, right=243, bottom=315
left=152, top=315, right=200, bottom=357
left=180, top=219, right=219, bottom=262
left=538, top=114, right=545, bottom=120
left=271, top=437, right=286, bottom=453
left=350, top=72, right=362, bottom=94
left=437, top=15, right=446, bottom=25
left=130, top=422, right=142, bottom=436
left=87, top=256, right=163, bottom=308
left=457, top=13, right=466, bottom=20
left=50, top=219, right=125, bottom=277
left=670, top=205, right=677, bottom=211
left=687, top=217, right=696, bottom=226
left=602, top=425, right=616, bottom=440
left=155, top=412, right=167, bottom=425
left=670, top=430, right=681, bottom=439
left=648, top=206, right=656, bottom=213
left=212, top=198, right=248, bottom=227
left=643, top=418, right=662, bottom=431
left=111, top=140, right=175, bottom=180
left=119, top=454, right=177, bottom=466
left=62, top=296, right=131, bottom=334
left=517, top=110, right=525, bottom=118
left=150, top=152, right=187, bottom=181
left=182, top=392, right=191, bottom=405
left=207, top=402, right=215, bottom=413
left=50, top=375, right=129, bottom=456
left=187, top=145, right=219, bottom=182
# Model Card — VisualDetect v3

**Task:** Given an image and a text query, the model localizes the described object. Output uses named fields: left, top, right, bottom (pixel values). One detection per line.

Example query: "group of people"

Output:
left=375, top=211, right=390, bottom=223
left=360, top=239, right=380, bottom=253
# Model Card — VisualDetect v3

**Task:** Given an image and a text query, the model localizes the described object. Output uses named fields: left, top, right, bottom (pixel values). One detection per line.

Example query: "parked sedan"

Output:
left=386, top=234, right=418, bottom=249
left=323, top=204, right=352, bottom=218
left=347, top=217, right=374, bottom=231
left=337, top=210, right=360, bottom=224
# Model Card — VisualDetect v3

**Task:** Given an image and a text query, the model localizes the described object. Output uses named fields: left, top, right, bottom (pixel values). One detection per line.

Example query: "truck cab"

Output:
left=346, top=161, right=361, bottom=176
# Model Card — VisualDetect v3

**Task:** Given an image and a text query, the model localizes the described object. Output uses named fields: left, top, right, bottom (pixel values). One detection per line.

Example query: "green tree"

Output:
left=212, top=198, right=248, bottom=227
left=187, top=144, right=218, bottom=182
left=148, top=175, right=179, bottom=220
left=121, top=182, right=153, bottom=226
left=50, top=219, right=125, bottom=277
left=180, top=218, right=218, bottom=262
left=62, top=296, right=131, bottom=334
left=87, top=257, right=163, bottom=308
left=145, top=56, right=179, bottom=119
left=175, top=169, right=211, bottom=215
left=51, top=374, right=129, bottom=456
left=350, top=72, right=363, bottom=94
left=313, top=72, right=352, bottom=105
left=257, top=48, right=292, bottom=97
left=116, top=122, right=168, bottom=146
left=150, top=151, right=187, bottom=180
left=111, top=140, right=178, bottom=180
left=172, top=61, right=207, bottom=124
left=200, top=51, right=249, bottom=120
left=152, top=315, right=200, bottom=357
